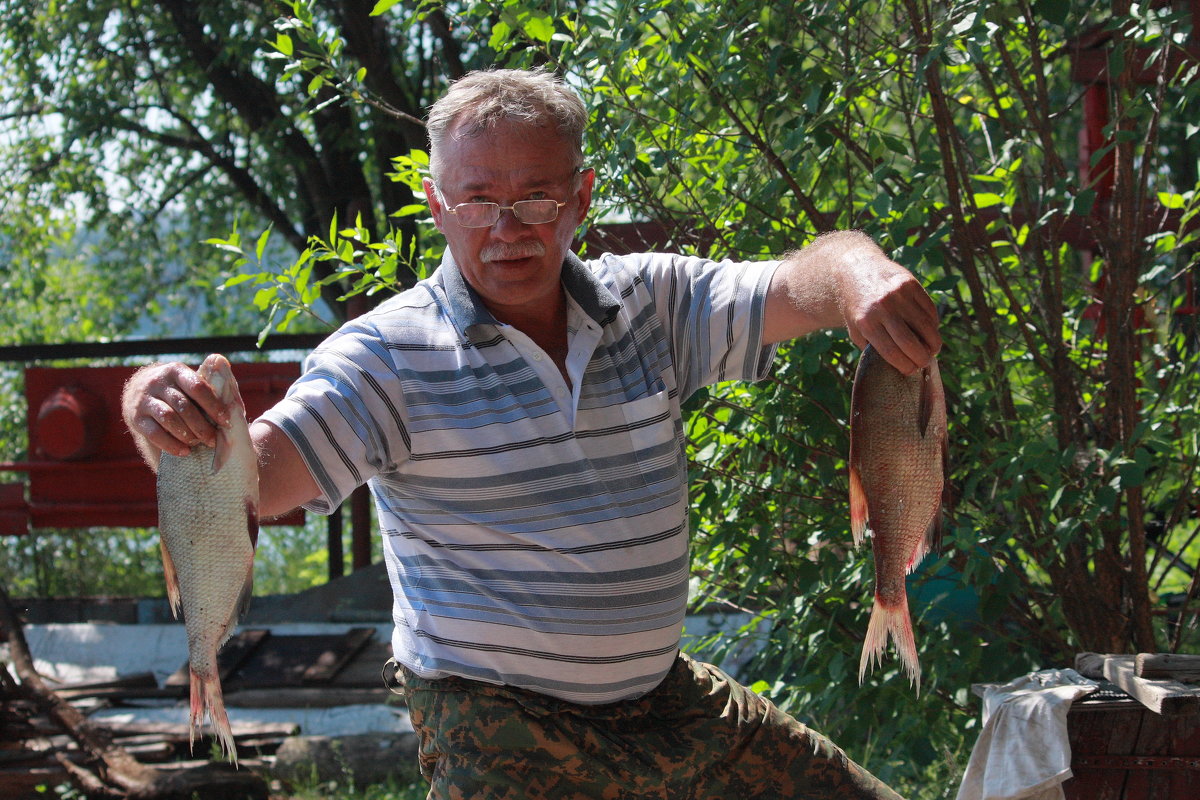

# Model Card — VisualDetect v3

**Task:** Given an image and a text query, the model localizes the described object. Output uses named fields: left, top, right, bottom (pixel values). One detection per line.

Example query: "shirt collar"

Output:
left=435, top=249, right=621, bottom=332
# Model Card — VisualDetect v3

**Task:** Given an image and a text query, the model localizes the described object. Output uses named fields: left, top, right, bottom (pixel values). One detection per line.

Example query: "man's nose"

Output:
left=489, top=206, right=529, bottom=240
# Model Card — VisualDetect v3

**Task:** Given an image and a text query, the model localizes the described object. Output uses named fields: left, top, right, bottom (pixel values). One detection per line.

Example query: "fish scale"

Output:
left=156, top=354, right=259, bottom=763
left=849, top=344, right=947, bottom=692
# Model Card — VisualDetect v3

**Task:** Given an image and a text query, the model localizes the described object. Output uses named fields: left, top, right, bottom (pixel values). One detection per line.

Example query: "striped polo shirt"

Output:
left=262, top=249, right=780, bottom=703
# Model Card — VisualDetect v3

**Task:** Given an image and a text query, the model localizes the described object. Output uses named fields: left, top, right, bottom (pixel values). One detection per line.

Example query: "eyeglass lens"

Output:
left=454, top=199, right=561, bottom=228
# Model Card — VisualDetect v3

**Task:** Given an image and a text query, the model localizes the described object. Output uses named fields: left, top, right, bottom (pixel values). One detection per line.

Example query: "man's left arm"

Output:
left=761, top=230, right=941, bottom=374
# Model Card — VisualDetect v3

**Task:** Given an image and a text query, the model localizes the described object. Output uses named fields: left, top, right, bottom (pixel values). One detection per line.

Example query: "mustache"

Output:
left=480, top=240, right=546, bottom=262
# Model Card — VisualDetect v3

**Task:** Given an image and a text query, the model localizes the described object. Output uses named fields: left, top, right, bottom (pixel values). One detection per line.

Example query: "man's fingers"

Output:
left=159, top=385, right=217, bottom=446
left=171, top=366, right=230, bottom=428
left=852, top=277, right=942, bottom=375
left=126, top=361, right=229, bottom=457
left=133, top=407, right=192, bottom=459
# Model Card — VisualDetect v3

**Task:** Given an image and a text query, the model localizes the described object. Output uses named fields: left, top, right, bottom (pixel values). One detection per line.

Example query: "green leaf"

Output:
left=369, top=0, right=403, bottom=15
left=489, top=20, right=512, bottom=49
left=524, top=14, right=555, bottom=43
left=275, top=33, right=293, bottom=56
left=253, top=286, right=277, bottom=310
left=220, top=273, right=255, bottom=288
left=208, top=242, right=246, bottom=255
left=254, top=227, right=272, bottom=261
left=972, top=192, right=1004, bottom=208
left=1033, top=0, right=1071, bottom=25
left=1157, top=191, right=1187, bottom=209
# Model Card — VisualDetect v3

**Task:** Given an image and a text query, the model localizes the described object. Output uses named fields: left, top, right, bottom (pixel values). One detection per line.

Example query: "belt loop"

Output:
left=382, top=657, right=406, bottom=696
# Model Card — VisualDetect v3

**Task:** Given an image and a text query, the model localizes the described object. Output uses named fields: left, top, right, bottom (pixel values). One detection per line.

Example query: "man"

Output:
left=124, top=68, right=939, bottom=798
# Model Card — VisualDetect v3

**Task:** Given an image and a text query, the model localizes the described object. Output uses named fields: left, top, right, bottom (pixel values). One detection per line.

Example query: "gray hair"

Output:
left=426, top=68, right=587, bottom=182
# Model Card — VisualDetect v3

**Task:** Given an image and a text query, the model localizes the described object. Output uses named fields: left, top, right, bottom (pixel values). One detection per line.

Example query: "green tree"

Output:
left=0, top=0, right=487, bottom=597
left=552, top=0, right=1200, bottom=791
left=253, top=0, right=1200, bottom=792
left=4, top=0, right=1200, bottom=796
left=0, top=0, right=480, bottom=331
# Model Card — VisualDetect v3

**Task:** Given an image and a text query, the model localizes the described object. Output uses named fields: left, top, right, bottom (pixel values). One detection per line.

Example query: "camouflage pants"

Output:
left=384, top=652, right=905, bottom=800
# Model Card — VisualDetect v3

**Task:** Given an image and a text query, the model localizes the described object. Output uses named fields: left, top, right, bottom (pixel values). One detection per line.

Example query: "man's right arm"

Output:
left=122, top=362, right=321, bottom=519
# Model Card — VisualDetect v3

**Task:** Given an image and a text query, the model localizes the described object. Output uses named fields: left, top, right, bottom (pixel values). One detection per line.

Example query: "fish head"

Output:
left=197, top=354, right=244, bottom=412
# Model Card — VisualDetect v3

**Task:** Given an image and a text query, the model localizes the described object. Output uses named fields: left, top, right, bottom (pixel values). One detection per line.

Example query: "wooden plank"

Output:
left=52, top=671, right=158, bottom=698
left=331, top=639, right=394, bottom=687
left=227, top=630, right=379, bottom=689
left=61, top=686, right=183, bottom=702
left=225, top=687, right=390, bottom=708
left=90, top=719, right=299, bottom=738
left=1136, top=653, right=1200, bottom=682
left=301, top=627, right=375, bottom=683
left=1128, top=703, right=1175, bottom=799
left=218, top=628, right=272, bottom=681
left=1103, top=656, right=1200, bottom=716
left=1065, top=706, right=1143, bottom=800
left=164, top=628, right=271, bottom=687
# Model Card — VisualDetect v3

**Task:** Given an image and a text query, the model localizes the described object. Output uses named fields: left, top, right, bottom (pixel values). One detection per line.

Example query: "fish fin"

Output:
left=160, top=542, right=182, bottom=618
left=238, top=502, right=258, bottom=621
left=246, top=501, right=259, bottom=549
left=928, top=508, right=944, bottom=559
left=941, top=434, right=952, bottom=510
left=917, top=365, right=933, bottom=438
left=858, top=594, right=922, bottom=693
left=914, top=440, right=950, bottom=565
left=905, top=511, right=943, bottom=574
left=188, top=670, right=200, bottom=755
left=849, top=465, right=869, bottom=546
left=236, top=568, right=254, bottom=623
left=210, top=428, right=232, bottom=475
left=191, top=667, right=238, bottom=765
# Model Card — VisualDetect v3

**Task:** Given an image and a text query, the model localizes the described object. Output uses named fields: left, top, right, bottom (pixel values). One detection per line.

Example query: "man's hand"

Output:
left=837, top=249, right=941, bottom=375
left=764, top=230, right=942, bottom=374
left=121, top=362, right=231, bottom=469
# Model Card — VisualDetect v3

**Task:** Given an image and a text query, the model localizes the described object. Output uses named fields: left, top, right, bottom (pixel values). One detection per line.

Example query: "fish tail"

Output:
left=190, top=667, right=238, bottom=766
left=858, top=595, right=922, bottom=693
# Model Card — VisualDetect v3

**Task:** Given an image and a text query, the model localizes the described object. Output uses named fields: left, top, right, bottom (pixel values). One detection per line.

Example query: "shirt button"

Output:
left=533, top=353, right=543, bottom=361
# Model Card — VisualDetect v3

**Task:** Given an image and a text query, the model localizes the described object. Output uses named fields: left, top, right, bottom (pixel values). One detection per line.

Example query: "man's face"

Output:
left=424, top=119, right=594, bottom=321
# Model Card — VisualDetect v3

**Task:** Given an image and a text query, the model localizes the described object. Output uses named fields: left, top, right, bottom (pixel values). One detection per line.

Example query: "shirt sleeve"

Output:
left=615, top=253, right=782, bottom=399
left=258, top=319, right=411, bottom=514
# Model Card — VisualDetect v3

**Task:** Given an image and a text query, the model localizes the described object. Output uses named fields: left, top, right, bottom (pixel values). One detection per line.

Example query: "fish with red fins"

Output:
left=849, top=344, right=947, bottom=691
left=156, top=354, right=259, bottom=762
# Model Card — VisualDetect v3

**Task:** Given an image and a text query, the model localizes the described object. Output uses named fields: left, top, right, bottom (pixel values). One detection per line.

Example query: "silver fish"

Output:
left=156, top=353, right=258, bottom=762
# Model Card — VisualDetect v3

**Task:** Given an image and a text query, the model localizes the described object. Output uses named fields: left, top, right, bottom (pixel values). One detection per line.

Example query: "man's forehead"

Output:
left=438, top=131, right=577, bottom=192
left=450, top=163, right=566, bottom=192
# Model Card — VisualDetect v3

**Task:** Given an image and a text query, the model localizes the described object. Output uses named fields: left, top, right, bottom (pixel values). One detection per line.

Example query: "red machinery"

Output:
left=0, top=361, right=303, bottom=534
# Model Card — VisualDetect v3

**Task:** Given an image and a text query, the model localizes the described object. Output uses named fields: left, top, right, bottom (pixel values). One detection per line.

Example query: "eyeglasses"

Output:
left=442, top=198, right=568, bottom=228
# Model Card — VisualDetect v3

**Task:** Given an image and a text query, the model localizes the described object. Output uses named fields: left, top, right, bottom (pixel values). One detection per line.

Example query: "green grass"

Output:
left=277, top=777, right=428, bottom=800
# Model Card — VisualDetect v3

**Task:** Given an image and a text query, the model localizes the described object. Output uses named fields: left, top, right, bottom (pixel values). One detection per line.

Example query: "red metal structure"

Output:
left=0, top=361, right=303, bottom=534
left=1071, top=0, right=1200, bottom=339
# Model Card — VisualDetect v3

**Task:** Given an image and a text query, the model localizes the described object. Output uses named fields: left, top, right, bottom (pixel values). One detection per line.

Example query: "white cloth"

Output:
left=956, top=668, right=1098, bottom=800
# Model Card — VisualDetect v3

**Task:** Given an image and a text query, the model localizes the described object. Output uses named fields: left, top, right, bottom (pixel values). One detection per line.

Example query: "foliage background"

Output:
left=3, top=0, right=1200, bottom=796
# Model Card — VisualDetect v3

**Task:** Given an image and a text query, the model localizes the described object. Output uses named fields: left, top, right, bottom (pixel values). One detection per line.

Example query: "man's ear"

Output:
left=573, top=168, right=596, bottom=225
left=424, top=178, right=446, bottom=232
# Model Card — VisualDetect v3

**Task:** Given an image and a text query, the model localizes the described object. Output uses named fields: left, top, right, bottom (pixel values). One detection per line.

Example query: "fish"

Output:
left=849, top=344, right=947, bottom=691
left=156, top=353, right=259, bottom=763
